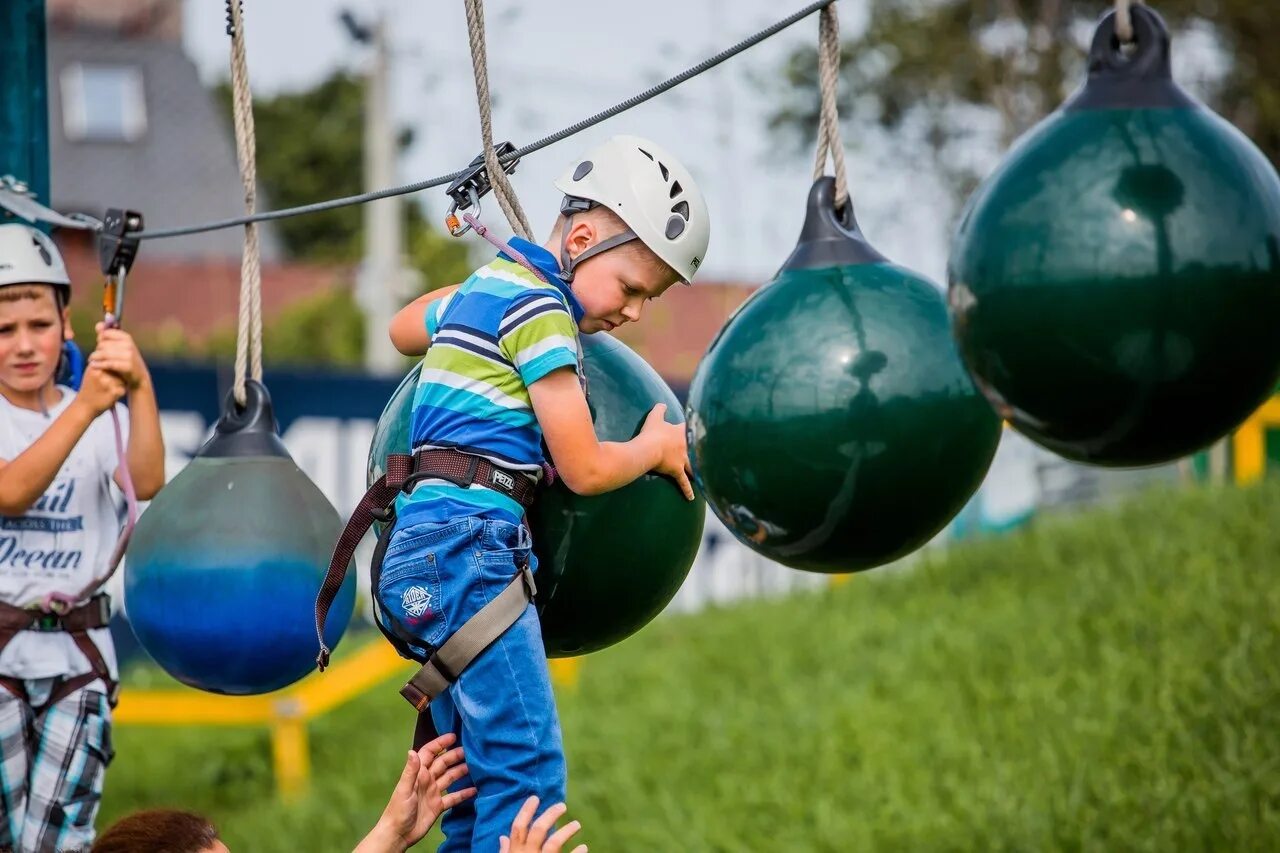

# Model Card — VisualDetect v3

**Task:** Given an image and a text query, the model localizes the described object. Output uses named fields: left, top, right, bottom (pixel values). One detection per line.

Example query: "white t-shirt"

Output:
left=0, top=387, right=125, bottom=680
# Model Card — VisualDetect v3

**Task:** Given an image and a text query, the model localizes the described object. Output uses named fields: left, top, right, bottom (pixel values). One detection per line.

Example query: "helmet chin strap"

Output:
left=556, top=201, right=639, bottom=285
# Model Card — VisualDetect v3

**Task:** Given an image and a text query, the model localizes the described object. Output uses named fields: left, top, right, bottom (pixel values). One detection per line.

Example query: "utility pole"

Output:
left=0, top=0, right=51, bottom=204
left=355, top=14, right=413, bottom=374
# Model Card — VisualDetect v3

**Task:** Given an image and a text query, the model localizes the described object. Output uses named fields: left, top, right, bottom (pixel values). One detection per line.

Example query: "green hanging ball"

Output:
left=687, top=178, right=1001, bottom=574
left=369, top=335, right=704, bottom=657
left=949, top=5, right=1280, bottom=466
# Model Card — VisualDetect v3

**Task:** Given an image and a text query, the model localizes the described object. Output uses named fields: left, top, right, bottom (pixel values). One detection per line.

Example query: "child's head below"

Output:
left=93, top=808, right=227, bottom=853
left=547, top=134, right=710, bottom=335
left=0, top=224, right=73, bottom=398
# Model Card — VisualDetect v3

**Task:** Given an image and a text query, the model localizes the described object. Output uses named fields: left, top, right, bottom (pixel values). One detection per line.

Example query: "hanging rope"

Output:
left=462, top=0, right=533, bottom=240
left=812, top=3, right=851, bottom=212
left=1115, top=0, right=1145, bottom=44
left=226, top=0, right=264, bottom=407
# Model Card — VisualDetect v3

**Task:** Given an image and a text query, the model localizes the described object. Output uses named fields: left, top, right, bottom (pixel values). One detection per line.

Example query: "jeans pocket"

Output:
left=476, top=519, right=533, bottom=569
left=376, top=520, right=470, bottom=650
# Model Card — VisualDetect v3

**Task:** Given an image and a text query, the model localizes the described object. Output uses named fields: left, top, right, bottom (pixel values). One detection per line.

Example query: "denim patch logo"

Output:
left=401, top=585, right=432, bottom=618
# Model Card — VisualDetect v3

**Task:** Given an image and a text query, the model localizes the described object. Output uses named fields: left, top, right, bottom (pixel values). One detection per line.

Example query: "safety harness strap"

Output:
left=412, top=448, right=538, bottom=506
left=400, top=564, right=537, bottom=711
left=315, top=453, right=414, bottom=670
left=368, top=518, right=428, bottom=664
left=50, top=632, right=118, bottom=707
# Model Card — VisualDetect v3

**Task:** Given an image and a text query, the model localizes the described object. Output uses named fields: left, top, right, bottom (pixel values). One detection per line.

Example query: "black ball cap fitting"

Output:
left=1064, top=5, right=1197, bottom=111
left=779, top=177, right=887, bottom=273
left=197, top=378, right=294, bottom=459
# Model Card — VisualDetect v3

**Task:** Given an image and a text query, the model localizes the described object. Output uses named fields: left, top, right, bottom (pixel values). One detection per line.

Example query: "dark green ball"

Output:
left=948, top=8, right=1280, bottom=466
left=688, top=220, right=1000, bottom=573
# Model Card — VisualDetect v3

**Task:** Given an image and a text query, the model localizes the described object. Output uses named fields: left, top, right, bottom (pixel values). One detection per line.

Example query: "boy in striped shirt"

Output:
left=382, top=135, right=710, bottom=852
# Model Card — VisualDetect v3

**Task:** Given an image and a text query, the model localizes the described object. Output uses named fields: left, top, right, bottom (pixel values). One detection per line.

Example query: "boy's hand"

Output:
left=640, top=404, right=695, bottom=501
left=89, top=325, right=149, bottom=390
left=359, top=733, right=476, bottom=853
left=500, top=797, right=587, bottom=853
left=73, top=365, right=127, bottom=416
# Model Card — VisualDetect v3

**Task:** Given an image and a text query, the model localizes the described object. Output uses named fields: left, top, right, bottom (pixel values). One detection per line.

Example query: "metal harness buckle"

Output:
left=31, top=611, right=62, bottom=632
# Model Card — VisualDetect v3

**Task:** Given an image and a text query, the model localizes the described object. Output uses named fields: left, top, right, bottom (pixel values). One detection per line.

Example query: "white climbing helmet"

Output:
left=0, top=223, right=71, bottom=300
left=554, top=134, right=710, bottom=284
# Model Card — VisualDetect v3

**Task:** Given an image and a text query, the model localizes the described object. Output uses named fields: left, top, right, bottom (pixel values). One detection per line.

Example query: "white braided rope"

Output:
left=812, top=3, right=850, bottom=211
left=463, top=0, right=533, bottom=240
left=227, top=0, right=263, bottom=407
left=1115, top=0, right=1145, bottom=44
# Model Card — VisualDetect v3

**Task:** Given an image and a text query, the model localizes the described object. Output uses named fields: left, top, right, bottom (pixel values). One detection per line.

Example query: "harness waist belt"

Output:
left=409, top=448, right=537, bottom=507
left=0, top=595, right=111, bottom=633
left=0, top=595, right=118, bottom=710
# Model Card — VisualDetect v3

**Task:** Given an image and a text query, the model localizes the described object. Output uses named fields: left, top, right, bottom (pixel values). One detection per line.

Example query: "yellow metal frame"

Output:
left=114, top=642, right=584, bottom=800
left=1232, top=398, right=1280, bottom=485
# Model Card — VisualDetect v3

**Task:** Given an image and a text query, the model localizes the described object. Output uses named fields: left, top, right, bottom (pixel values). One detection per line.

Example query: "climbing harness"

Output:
left=0, top=596, right=117, bottom=710
left=314, top=448, right=539, bottom=714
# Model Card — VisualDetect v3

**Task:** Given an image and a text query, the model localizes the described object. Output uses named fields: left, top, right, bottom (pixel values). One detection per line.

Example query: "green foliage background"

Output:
left=101, top=480, right=1280, bottom=850
left=771, top=0, right=1280, bottom=202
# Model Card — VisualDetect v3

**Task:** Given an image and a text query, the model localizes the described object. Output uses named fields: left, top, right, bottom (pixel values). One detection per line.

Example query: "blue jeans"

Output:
left=377, top=516, right=567, bottom=853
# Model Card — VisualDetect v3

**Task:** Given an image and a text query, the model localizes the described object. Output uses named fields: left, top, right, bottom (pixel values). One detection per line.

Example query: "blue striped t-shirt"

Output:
left=396, top=239, right=583, bottom=525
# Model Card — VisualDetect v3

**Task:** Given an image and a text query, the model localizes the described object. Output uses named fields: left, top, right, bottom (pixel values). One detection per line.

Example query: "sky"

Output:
left=181, top=0, right=959, bottom=286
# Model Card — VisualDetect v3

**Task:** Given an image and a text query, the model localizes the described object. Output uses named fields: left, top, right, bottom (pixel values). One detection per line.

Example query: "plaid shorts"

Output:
left=0, top=681, right=113, bottom=853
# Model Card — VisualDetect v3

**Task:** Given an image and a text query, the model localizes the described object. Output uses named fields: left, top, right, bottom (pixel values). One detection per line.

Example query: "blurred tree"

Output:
left=134, top=287, right=365, bottom=368
left=205, top=72, right=471, bottom=364
left=770, top=0, right=1279, bottom=202
left=215, top=73, right=470, bottom=276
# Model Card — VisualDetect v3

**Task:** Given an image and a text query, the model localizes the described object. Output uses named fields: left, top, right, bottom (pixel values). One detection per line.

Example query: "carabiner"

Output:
left=445, top=186, right=481, bottom=237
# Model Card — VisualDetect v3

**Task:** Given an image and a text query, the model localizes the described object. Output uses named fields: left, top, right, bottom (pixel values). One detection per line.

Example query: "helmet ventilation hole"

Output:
left=669, top=180, right=682, bottom=199
left=665, top=215, right=686, bottom=239
left=671, top=200, right=689, bottom=219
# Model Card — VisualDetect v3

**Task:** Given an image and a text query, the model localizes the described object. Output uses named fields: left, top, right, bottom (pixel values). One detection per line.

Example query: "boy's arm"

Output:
left=0, top=368, right=125, bottom=515
left=89, top=326, right=165, bottom=499
left=389, top=285, right=461, bottom=356
left=529, top=367, right=694, bottom=499
left=119, top=375, right=165, bottom=500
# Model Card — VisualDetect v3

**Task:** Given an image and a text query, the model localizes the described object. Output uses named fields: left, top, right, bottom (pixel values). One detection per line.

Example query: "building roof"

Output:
left=57, top=230, right=336, bottom=339
left=613, top=282, right=758, bottom=386
left=47, top=31, right=283, bottom=261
